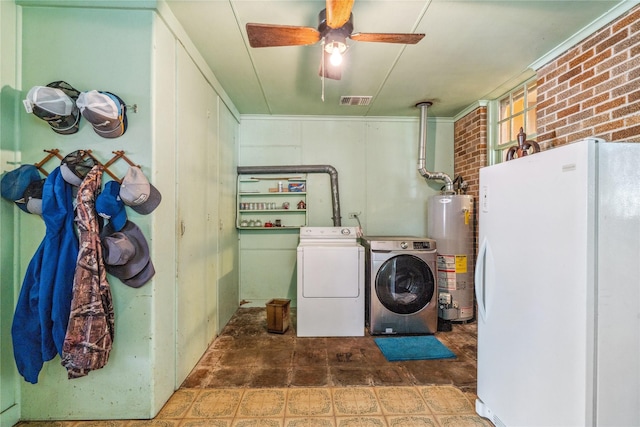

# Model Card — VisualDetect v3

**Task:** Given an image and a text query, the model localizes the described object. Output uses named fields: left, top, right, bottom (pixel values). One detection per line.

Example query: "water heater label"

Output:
left=455, top=255, right=468, bottom=273
left=437, top=255, right=457, bottom=290
left=437, top=255, right=455, bottom=269
left=438, top=272, right=456, bottom=290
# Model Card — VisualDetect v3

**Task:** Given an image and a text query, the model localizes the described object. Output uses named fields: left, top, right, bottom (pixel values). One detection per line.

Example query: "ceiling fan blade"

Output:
left=246, top=23, right=321, bottom=47
left=318, top=51, right=342, bottom=80
left=326, top=0, right=355, bottom=29
left=350, top=32, right=425, bottom=44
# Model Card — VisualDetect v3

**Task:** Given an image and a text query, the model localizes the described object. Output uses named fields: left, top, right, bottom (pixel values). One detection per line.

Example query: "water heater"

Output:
left=427, top=194, right=474, bottom=322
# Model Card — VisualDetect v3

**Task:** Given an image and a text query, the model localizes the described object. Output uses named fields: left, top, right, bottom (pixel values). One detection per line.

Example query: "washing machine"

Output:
left=362, top=236, right=437, bottom=335
left=297, top=226, right=364, bottom=337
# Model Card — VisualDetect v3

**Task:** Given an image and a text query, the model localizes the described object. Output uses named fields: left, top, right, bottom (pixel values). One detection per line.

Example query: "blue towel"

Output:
left=374, top=335, right=456, bottom=361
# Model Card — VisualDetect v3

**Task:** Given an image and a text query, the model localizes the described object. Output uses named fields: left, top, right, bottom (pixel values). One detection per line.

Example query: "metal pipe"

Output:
left=416, top=101, right=454, bottom=194
left=237, top=164, right=342, bottom=226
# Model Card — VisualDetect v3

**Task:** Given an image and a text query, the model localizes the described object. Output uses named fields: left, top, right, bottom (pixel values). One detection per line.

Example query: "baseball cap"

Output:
left=119, top=166, right=161, bottom=215
left=60, top=150, right=96, bottom=186
left=96, top=180, right=127, bottom=232
left=77, top=90, right=127, bottom=138
left=24, top=81, right=81, bottom=135
left=1, top=164, right=42, bottom=212
left=100, top=220, right=155, bottom=288
left=18, top=178, right=46, bottom=215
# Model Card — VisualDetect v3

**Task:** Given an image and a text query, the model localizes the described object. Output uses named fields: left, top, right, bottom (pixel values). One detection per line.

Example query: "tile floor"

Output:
left=17, top=308, right=493, bottom=427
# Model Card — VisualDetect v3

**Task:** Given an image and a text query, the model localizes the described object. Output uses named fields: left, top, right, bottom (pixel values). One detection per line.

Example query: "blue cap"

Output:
left=1, top=165, right=42, bottom=212
left=20, top=178, right=45, bottom=215
left=96, top=180, right=127, bottom=231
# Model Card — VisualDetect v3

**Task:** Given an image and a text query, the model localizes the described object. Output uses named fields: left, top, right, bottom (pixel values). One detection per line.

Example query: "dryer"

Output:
left=297, top=227, right=364, bottom=337
left=362, top=236, right=437, bottom=335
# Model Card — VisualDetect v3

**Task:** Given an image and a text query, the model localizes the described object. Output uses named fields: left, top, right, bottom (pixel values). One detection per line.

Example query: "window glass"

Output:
left=501, top=148, right=510, bottom=163
left=512, top=89, right=524, bottom=114
left=526, top=109, right=536, bottom=136
left=527, top=83, right=537, bottom=106
left=499, top=97, right=510, bottom=121
left=489, top=77, right=537, bottom=165
left=511, top=113, right=524, bottom=140
left=500, top=120, right=509, bottom=144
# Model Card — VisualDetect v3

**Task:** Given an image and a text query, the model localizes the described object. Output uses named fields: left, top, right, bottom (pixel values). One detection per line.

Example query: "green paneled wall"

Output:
left=2, top=3, right=241, bottom=422
left=1, top=1, right=21, bottom=426
left=175, top=42, right=220, bottom=384
left=238, top=116, right=454, bottom=307
left=217, top=104, right=241, bottom=334
left=2, top=0, right=443, bottom=422
left=17, top=6, right=157, bottom=420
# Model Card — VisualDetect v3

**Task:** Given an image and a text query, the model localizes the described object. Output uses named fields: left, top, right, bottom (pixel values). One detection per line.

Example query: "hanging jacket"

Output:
left=11, top=167, right=78, bottom=384
left=61, top=165, right=114, bottom=378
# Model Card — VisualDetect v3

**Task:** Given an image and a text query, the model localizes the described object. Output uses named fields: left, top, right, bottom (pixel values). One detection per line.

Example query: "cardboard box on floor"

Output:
left=266, top=298, right=290, bottom=333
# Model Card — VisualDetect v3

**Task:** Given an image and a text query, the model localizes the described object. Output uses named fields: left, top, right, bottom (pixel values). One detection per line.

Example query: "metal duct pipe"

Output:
left=416, top=101, right=454, bottom=194
left=236, top=164, right=342, bottom=226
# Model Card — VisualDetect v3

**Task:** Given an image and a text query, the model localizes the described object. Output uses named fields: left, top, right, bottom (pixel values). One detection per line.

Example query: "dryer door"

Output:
left=375, top=254, right=435, bottom=314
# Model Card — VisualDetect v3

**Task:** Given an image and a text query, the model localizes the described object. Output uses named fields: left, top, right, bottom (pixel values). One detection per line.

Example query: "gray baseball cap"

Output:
left=100, top=220, right=155, bottom=288
left=76, top=90, right=127, bottom=138
left=119, top=166, right=161, bottom=215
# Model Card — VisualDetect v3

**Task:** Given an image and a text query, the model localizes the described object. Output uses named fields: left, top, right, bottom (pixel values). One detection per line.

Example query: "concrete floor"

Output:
left=182, top=307, right=478, bottom=395
left=16, top=308, right=491, bottom=426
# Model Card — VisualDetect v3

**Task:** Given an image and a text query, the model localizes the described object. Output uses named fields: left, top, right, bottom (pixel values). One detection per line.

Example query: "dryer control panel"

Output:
left=363, top=236, right=436, bottom=252
left=413, top=241, right=433, bottom=250
left=300, top=226, right=360, bottom=243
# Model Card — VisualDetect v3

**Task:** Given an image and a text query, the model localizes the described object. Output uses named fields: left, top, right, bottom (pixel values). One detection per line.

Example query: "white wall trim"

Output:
left=239, top=114, right=454, bottom=124
left=16, top=0, right=157, bottom=8
left=529, top=0, right=640, bottom=70
left=452, top=100, right=489, bottom=122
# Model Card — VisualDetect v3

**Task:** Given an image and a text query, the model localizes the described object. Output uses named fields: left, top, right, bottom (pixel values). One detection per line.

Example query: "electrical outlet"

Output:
left=348, top=212, right=361, bottom=219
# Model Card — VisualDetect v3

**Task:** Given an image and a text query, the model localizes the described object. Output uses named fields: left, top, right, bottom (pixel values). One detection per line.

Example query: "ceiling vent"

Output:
left=339, top=96, right=372, bottom=106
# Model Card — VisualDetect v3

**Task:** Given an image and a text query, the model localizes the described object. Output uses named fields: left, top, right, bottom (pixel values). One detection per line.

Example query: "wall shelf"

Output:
left=237, top=174, right=307, bottom=230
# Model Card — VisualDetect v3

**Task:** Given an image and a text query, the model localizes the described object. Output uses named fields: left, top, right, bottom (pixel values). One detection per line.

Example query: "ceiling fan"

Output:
left=246, top=0, right=425, bottom=80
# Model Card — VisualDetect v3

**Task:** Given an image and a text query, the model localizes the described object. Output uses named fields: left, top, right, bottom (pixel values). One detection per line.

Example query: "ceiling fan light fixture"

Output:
left=330, top=48, right=343, bottom=66
left=324, top=39, right=347, bottom=66
left=247, top=2, right=424, bottom=83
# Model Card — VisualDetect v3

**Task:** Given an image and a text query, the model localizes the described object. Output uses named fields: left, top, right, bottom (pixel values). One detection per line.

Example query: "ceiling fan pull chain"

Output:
left=321, top=38, right=325, bottom=102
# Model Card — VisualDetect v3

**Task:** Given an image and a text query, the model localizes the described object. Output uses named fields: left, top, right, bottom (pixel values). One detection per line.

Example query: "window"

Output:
left=489, top=78, right=537, bottom=164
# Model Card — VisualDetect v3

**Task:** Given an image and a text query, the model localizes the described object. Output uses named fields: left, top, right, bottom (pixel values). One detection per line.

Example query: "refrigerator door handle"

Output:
left=475, top=238, right=488, bottom=321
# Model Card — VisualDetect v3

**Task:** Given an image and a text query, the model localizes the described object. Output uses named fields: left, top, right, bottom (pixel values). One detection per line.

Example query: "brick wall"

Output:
left=451, top=6, right=640, bottom=314
left=453, top=106, right=487, bottom=263
left=536, top=5, right=640, bottom=147
left=452, top=5, right=640, bottom=241
left=453, top=106, right=487, bottom=201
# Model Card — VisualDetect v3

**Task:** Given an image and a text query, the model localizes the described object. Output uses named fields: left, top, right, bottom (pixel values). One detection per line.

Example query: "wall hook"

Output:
left=34, top=149, right=63, bottom=176
left=112, top=150, right=141, bottom=168
left=84, top=150, right=121, bottom=182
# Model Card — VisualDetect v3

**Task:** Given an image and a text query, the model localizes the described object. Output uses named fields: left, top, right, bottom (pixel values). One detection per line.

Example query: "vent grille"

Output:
left=340, top=96, right=372, bottom=106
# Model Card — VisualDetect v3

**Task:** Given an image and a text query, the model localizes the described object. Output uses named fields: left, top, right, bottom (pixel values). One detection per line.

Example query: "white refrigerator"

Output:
left=475, top=138, right=640, bottom=427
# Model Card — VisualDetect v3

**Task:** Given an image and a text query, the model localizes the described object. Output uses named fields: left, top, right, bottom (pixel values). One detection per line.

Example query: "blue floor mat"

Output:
left=374, top=335, right=456, bottom=361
